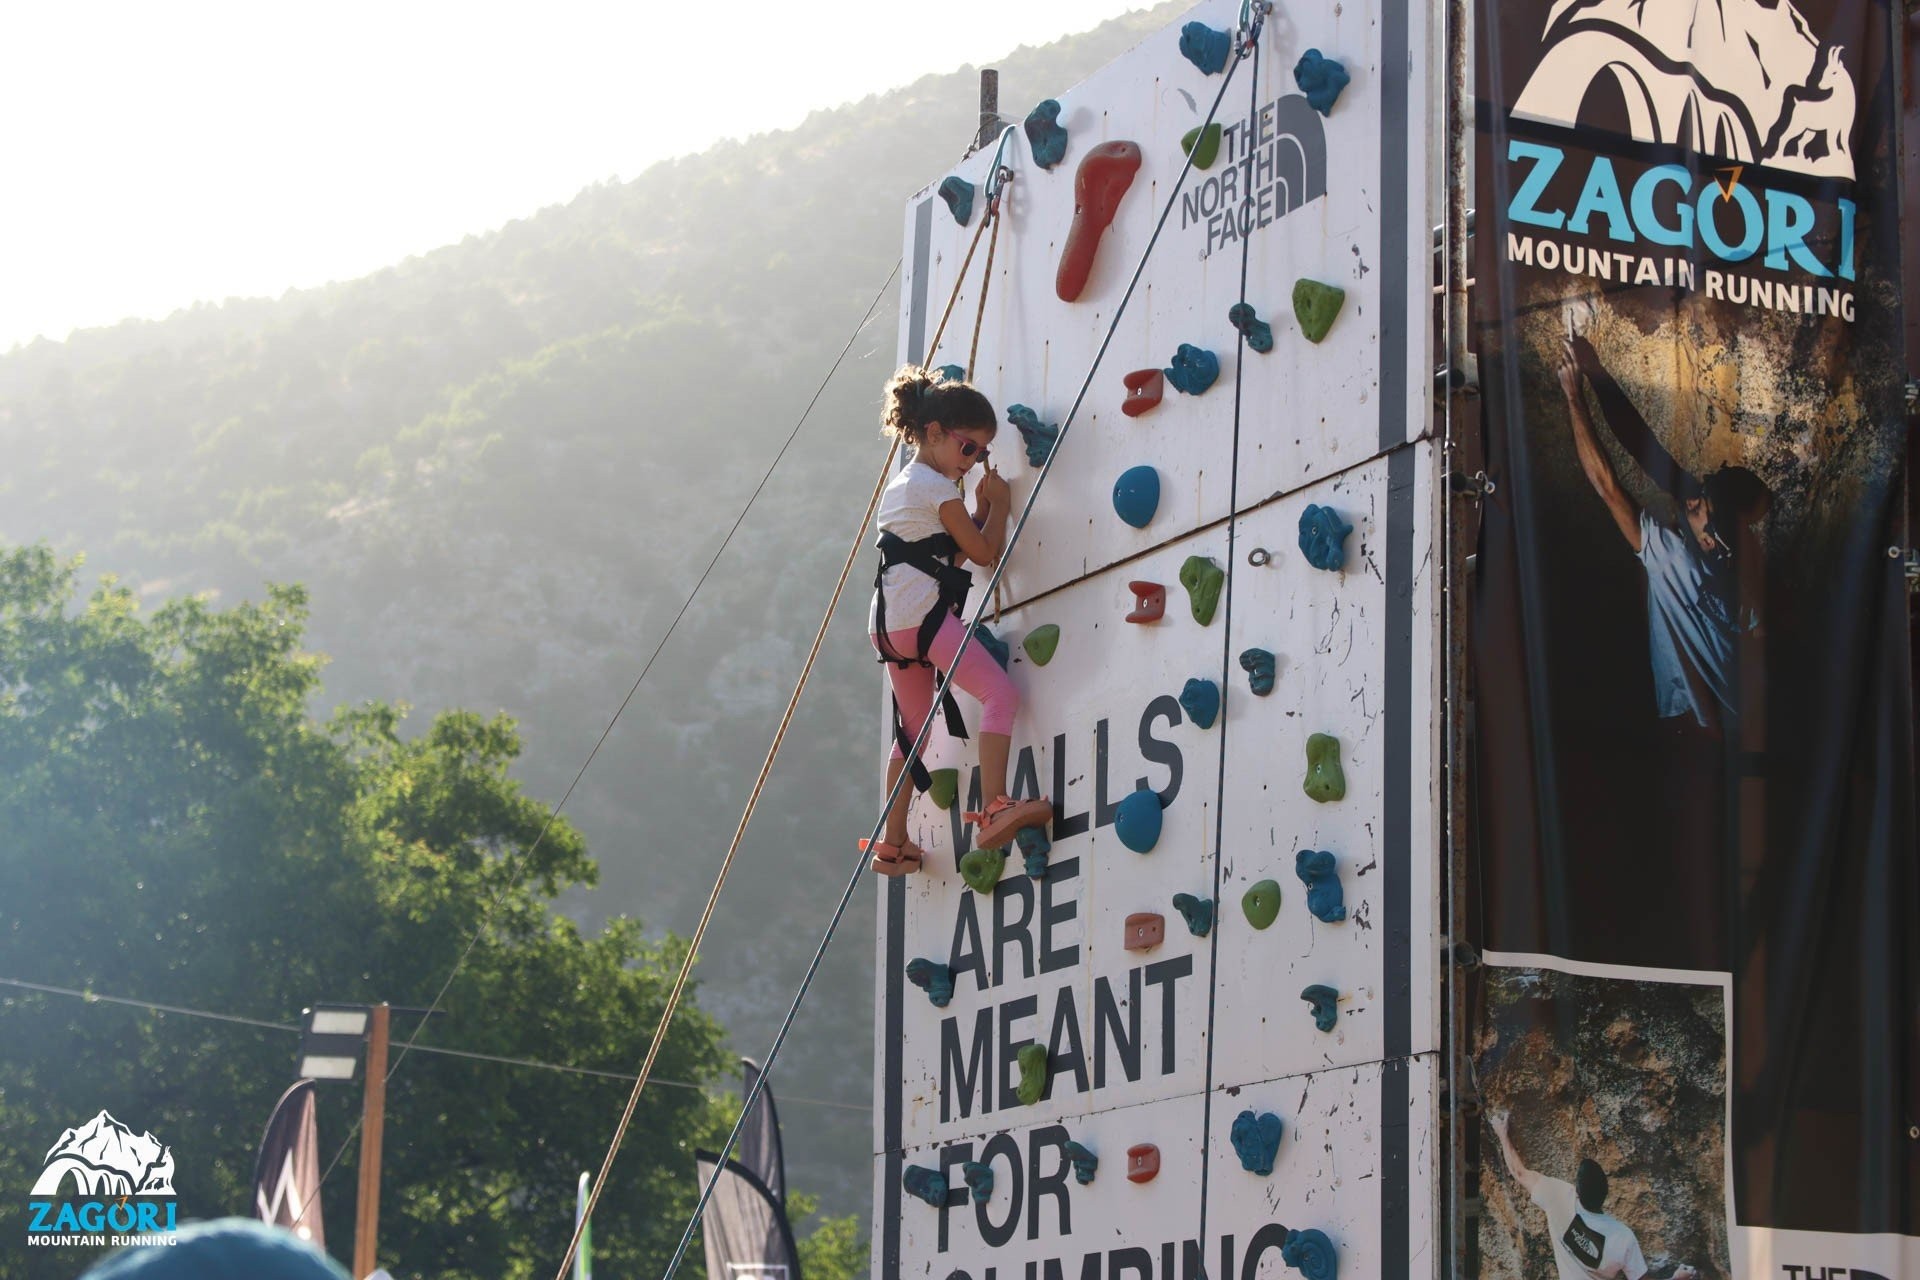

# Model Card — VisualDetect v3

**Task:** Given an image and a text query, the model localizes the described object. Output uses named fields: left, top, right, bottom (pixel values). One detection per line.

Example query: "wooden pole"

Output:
left=353, top=1003, right=390, bottom=1280
left=977, top=69, right=999, bottom=152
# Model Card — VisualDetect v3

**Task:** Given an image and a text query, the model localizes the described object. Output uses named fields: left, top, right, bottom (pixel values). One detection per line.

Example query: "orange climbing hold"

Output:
left=1056, top=141, right=1142, bottom=303
left=1122, top=369, right=1164, bottom=417
left=1126, top=1144, right=1161, bottom=1183
left=1126, top=581, right=1166, bottom=624
left=1123, top=912, right=1165, bottom=951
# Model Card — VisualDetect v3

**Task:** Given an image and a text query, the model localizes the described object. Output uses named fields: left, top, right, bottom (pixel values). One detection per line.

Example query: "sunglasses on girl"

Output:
left=958, top=438, right=990, bottom=460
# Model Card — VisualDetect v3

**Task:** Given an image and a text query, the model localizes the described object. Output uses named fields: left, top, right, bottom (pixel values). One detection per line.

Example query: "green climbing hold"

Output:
left=1016, top=1043, right=1050, bottom=1106
left=1179, top=556, right=1225, bottom=626
left=1292, top=279, right=1347, bottom=344
left=1022, top=624, right=1061, bottom=666
left=929, top=768, right=959, bottom=811
left=960, top=846, right=1006, bottom=894
left=1303, top=732, right=1346, bottom=803
left=1242, top=879, right=1282, bottom=930
left=1181, top=123, right=1222, bottom=170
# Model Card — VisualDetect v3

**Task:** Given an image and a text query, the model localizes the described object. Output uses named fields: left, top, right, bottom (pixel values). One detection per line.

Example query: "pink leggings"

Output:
left=875, top=613, right=1020, bottom=758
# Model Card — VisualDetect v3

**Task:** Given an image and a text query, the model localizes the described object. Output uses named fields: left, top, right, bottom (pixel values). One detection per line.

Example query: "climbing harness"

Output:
left=873, top=528, right=974, bottom=792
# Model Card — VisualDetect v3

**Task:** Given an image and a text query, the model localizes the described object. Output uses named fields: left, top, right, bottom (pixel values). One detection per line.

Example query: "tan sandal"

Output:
left=861, top=837, right=925, bottom=877
left=965, top=795, right=1054, bottom=850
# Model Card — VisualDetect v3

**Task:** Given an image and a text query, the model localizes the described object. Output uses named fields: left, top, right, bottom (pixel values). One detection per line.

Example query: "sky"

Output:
left=0, top=1, right=1139, bottom=352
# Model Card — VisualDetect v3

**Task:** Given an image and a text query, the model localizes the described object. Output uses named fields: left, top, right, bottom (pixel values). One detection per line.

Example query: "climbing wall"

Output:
left=875, top=1, right=1441, bottom=1276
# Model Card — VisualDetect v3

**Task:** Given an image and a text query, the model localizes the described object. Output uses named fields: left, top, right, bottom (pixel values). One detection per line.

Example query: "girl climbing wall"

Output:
left=865, top=365, right=1053, bottom=875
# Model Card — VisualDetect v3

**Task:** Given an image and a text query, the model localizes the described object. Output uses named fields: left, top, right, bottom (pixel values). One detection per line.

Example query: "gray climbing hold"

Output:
left=1016, top=1043, right=1049, bottom=1106
left=1303, top=732, right=1346, bottom=802
left=1293, top=49, right=1350, bottom=116
left=1022, top=623, right=1060, bottom=666
left=1165, top=343, right=1220, bottom=395
left=961, top=1160, right=994, bottom=1203
left=1239, top=648, right=1277, bottom=696
left=907, top=958, right=955, bottom=1008
left=1230, top=1109, right=1284, bottom=1176
left=1180, top=677, right=1220, bottom=730
left=1025, top=99, right=1068, bottom=170
left=903, top=1164, right=948, bottom=1206
left=973, top=622, right=1011, bottom=670
left=1292, top=279, right=1347, bottom=343
left=1007, top=404, right=1060, bottom=467
left=1298, top=504, right=1353, bottom=571
left=1180, top=21, right=1233, bottom=75
left=1301, top=984, right=1339, bottom=1032
left=1064, top=1140, right=1099, bottom=1185
left=1242, top=879, right=1281, bottom=930
left=1114, top=787, right=1163, bottom=853
left=1112, top=465, right=1161, bottom=528
left=1295, top=849, right=1347, bottom=922
left=1282, top=1227, right=1339, bottom=1280
left=1015, top=824, right=1052, bottom=880
left=1228, top=302, right=1274, bottom=354
left=1172, top=892, right=1214, bottom=936
left=938, top=176, right=976, bottom=226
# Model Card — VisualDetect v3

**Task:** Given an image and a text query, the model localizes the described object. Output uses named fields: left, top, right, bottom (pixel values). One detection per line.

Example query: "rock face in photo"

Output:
left=1475, top=967, right=1731, bottom=1280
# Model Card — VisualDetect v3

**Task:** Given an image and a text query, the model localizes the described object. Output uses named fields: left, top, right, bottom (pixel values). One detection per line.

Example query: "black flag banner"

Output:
left=252, top=1079, right=325, bottom=1248
left=1470, top=0, right=1914, bottom=1277
left=739, top=1057, right=786, bottom=1209
left=695, top=1152, right=801, bottom=1280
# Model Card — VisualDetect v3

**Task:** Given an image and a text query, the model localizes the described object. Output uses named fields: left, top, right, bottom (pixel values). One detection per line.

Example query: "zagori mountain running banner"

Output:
left=1470, top=1, right=1915, bottom=1276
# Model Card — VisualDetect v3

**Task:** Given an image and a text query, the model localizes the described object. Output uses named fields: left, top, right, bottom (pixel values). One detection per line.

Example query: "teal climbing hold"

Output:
left=935, top=364, right=967, bottom=384
left=1181, top=123, right=1222, bottom=170
left=1022, top=623, right=1060, bottom=666
left=1179, top=556, right=1225, bottom=626
left=1230, top=1110, right=1284, bottom=1176
left=1295, top=849, right=1347, bottom=922
left=1016, top=1043, right=1050, bottom=1106
left=1180, top=22, right=1233, bottom=74
left=973, top=622, right=1011, bottom=670
left=1228, top=302, right=1274, bottom=354
left=903, top=1164, right=948, bottom=1206
left=1241, top=879, right=1281, bottom=930
left=1007, top=404, right=1060, bottom=467
left=1180, top=677, right=1220, bottom=729
left=1292, top=279, right=1347, bottom=344
left=929, top=768, right=959, bottom=811
left=1064, top=1140, right=1099, bottom=1185
left=907, top=958, right=955, bottom=1008
left=1282, top=1228, right=1339, bottom=1280
left=1112, top=465, right=1160, bottom=529
left=1298, top=504, right=1353, bottom=571
left=960, top=846, right=1006, bottom=894
left=1114, top=788, right=1163, bottom=853
left=1165, top=344, right=1220, bottom=395
left=1303, top=732, right=1346, bottom=803
left=961, top=1161, right=994, bottom=1203
left=1293, top=49, right=1350, bottom=116
left=1025, top=99, right=1068, bottom=170
left=1301, top=984, right=1339, bottom=1032
left=1239, top=648, right=1277, bottom=696
left=1172, top=892, right=1214, bottom=936
left=939, top=176, right=976, bottom=226
left=1015, top=824, right=1052, bottom=880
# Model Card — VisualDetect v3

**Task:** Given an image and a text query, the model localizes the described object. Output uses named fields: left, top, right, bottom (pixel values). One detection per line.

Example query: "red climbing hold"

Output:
left=1123, top=912, right=1165, bottom=951
left=1055, top=141, right=1142, bottom=303
left=1126, top=581, right=1166, bottom=624
left=1121, top=369, right=1164, bottom=418
left=1126, top=1144, right=1161, bottom=1183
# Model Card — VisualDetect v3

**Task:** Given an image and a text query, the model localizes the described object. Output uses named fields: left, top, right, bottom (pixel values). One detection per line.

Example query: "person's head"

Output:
left=882, top=365, right=998, bottom=481
left=1575, top=1158, right=1609, bottom=1213
left=1684, top=465, right=1772, bottom=562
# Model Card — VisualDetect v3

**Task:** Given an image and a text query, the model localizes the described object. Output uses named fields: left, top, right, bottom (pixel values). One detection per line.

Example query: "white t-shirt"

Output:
left=1531, top=1176, right=1649, bottom=1280
left=871, top=457, right=963, bottom=638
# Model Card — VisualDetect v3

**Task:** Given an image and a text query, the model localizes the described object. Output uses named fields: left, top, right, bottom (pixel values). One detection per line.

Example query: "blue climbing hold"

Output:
left=1239, top=647, right=1277, bottom=696
left=907, top=958, right=955, bottom=1008
left=1228, top=302, right=1274, bottom=354
left=1172, top=892, right=1214, bottom=937
left=1112, top=465, right=1160, bottom=529
left=1007, top=404, right=1060, bottom=467
left=1282, top=1228, right=1340, bottom=1280
left=1293, top=49, right=1350, bottom=116
left=903, top=1164, right=948, bottom=1206
left=1165, top=344, right=1220, bottom=395
left=1180, top=22, right=1233, bottom=75
left=938, top=175, right=976, bottom=226
left=1230, top=1110, right=1284, bottom=1176
left=1114, top=788, right=1163, bottom=854
left=1180, top=677, right=1220, bottom=730
left=1295, top=849, right=1348, bottom=923
left=1025, top=99, right=1069, bottom=170
left=1064, top=1140, right=1099, bottom=1185
left=973, top=622, right=1011, bottom=670
left=1015, top=824, right=1052, bottom=880
left=1297, top=504, right=1353, bottom=571
left=961, top=1161, right=994, bottom=1203
left=935, top=364, right=967, bottom=384
left=1301, top=984, right=1339, bottom=1032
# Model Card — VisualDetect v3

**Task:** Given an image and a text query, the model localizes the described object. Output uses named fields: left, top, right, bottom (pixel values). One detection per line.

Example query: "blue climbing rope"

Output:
left=654, top=31, right=1260, bottom=1280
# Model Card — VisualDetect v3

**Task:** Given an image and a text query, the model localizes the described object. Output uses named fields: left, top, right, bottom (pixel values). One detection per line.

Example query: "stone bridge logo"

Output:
left=27, top=1111, right=178, bottom=1247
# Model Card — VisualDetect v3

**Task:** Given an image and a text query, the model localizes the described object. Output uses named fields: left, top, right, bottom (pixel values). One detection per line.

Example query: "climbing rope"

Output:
left=551, top=193, right=1009, bottom=1280
left=655, top=39, right=1255, bottom=1280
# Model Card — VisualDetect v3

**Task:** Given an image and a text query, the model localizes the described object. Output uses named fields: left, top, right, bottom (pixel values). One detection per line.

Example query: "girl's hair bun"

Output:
left=880, top=364, right=997, bottom=442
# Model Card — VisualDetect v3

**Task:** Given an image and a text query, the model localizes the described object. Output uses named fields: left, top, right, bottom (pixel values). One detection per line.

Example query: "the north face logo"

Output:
left=1511, top=0, right=1857, bottom=179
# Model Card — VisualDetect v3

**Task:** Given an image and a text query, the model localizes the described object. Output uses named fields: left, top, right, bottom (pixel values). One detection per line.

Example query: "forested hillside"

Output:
left=0, top=2, right=1187, bottom=1221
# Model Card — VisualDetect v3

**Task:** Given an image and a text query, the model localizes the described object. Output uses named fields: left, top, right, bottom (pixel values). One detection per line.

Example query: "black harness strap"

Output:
left=874, top=529, right=974, bottom=791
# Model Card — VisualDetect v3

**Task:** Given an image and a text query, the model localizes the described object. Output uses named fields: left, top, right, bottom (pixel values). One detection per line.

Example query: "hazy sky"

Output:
left=1, top=1, right=1138, bottom=351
